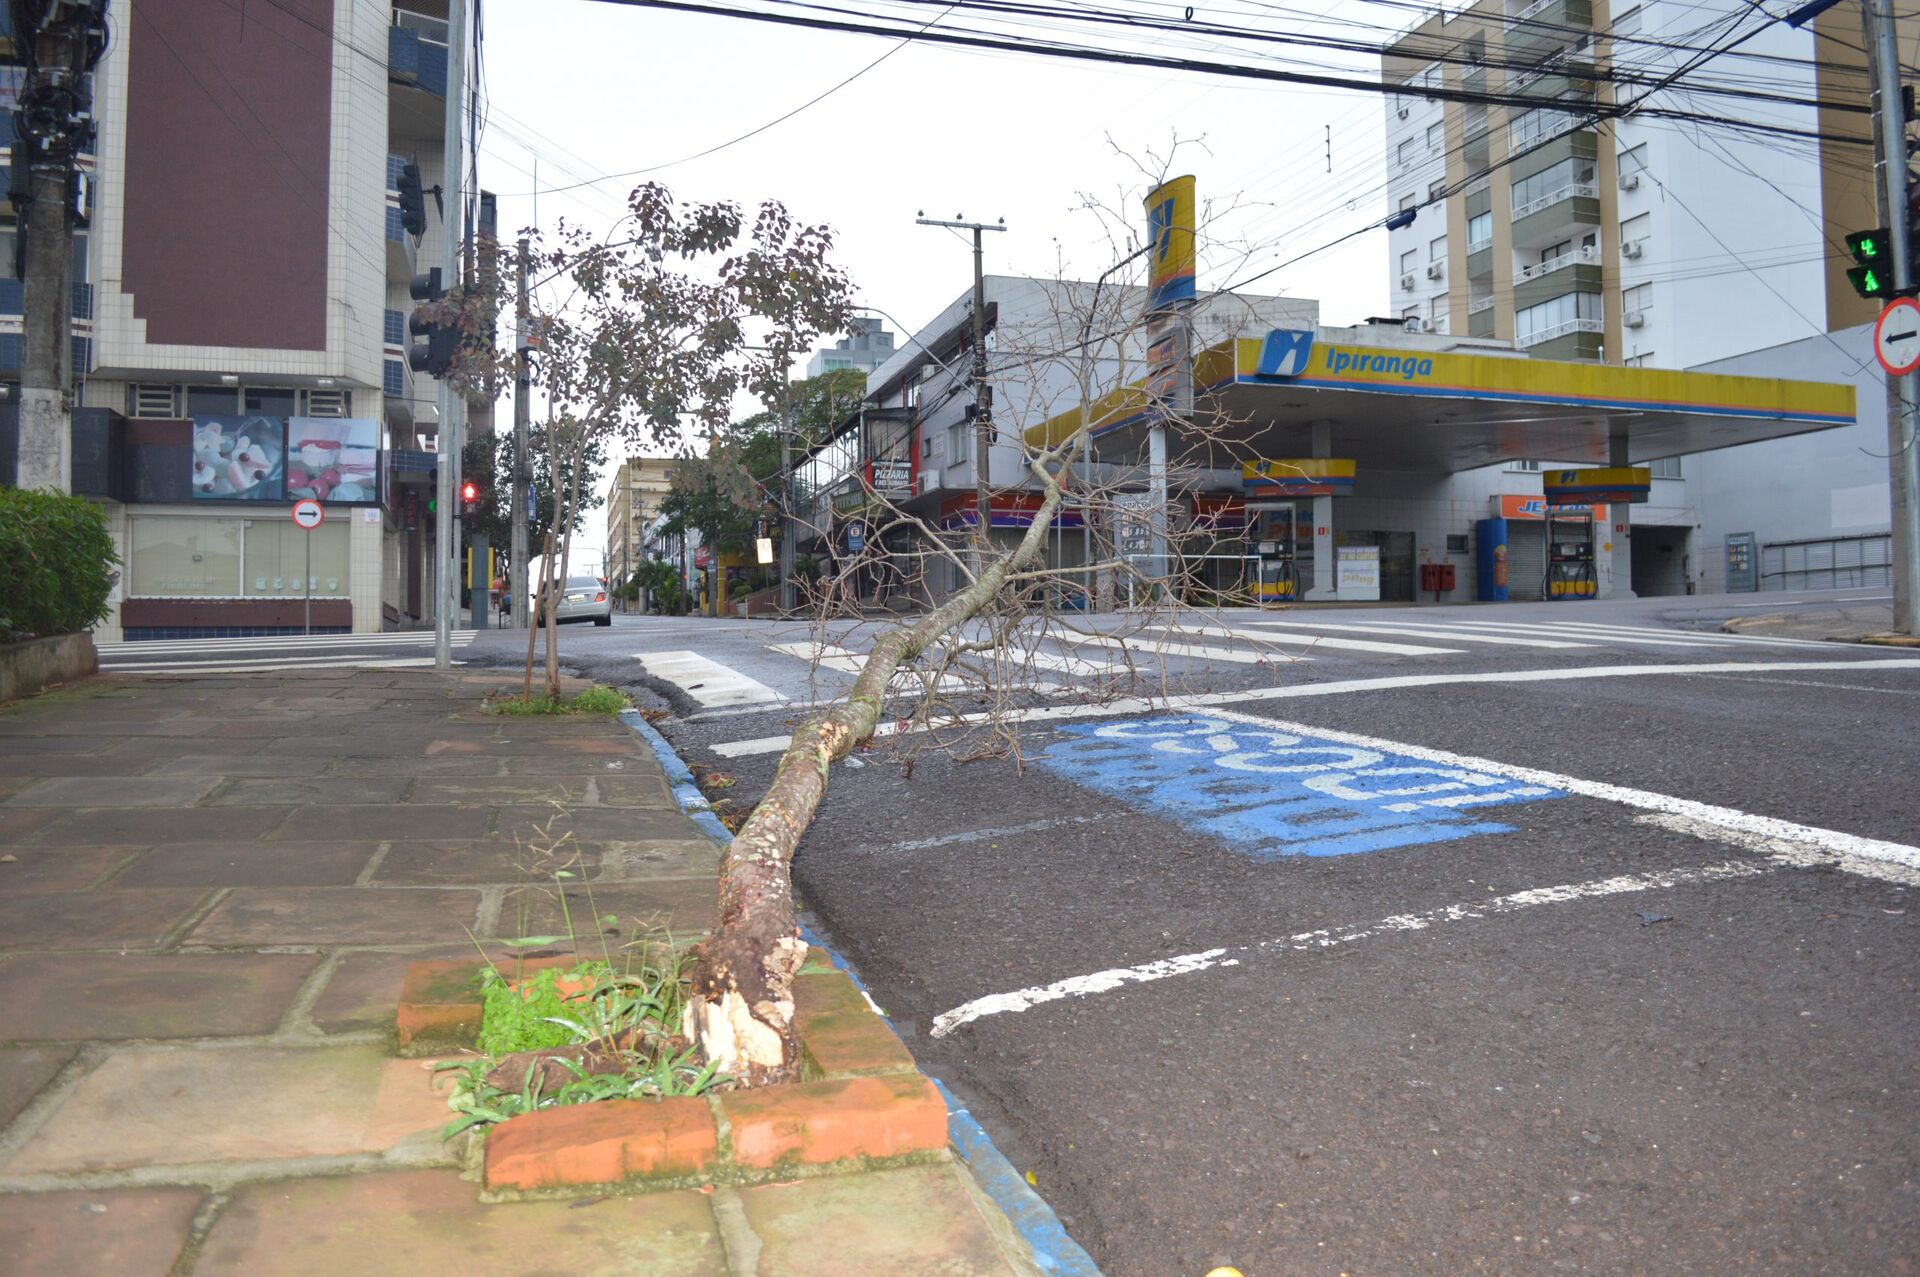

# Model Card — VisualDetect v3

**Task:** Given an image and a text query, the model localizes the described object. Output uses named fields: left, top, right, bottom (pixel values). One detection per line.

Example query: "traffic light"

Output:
left=397, top=161, right=427, bottom=238
left=459, top=478, right=481, bottom=517
left=406, top=268, right=458, bottom=378
left=1846, top=227, right=1895, bottom=299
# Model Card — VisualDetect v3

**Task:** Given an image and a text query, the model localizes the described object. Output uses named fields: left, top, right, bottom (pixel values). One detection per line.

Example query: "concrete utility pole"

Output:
left=779, top=389, right=797, bottom=613
left=917, top=216, right=1007, bottom=539
left=434, top=0, right=466, bottom=671
left=12, top=3, right=103, bottom=491
left=511, top=236, right=531, bottom=629
left=1866, top=0, right=1920, bottom=634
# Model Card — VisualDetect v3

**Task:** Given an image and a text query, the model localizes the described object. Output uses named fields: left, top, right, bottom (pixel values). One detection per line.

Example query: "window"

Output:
left=129, top=516, right=244, bottom=597
left=243, top=520, right=349, bottom=598
left=1400, top=249, right=1417, bottom=275
left=129, top=384, right=181, bottom=419
left=1397, top=139, right=1415, bottom=168
left=1618, top=143, right=1648, bottom=176
left=301, top=389, right=351, bottom=418
left=1446, top=533, right=1471, bottom=555
left=1429, top=235, right=1447, bottom=261
left=1426, top=121, right=1444, bottom=152
left=186, top=385, right=240, bottom=417
left=1541, top=239, right=1572, bottom=263
left=1612, top=5, right=1641, bottom=35
left=244, top=387, right=297, bottom=417
left=1399, top=193, right=1417, bottom=213
left=947, top=420, right=968, bottom=468
left=1514, top=291, right=1601, bottom=343
left=1625, top=351, right=1657, bottom=368
left=1623, top=283, right=1652, bottom=315
left=1402, top=306, right=1421, bottom=322
left=1507, top=459, right=1544, bottom=472
left=1620, top=212, right=1650, bottom=251
left=921, top=432, right=935, bottom=459
left=1511, top=157, right=1596, bottom=212
left=1648, top=455, right=1682, bottom=478
left=1467, top=211, right=1493, bottom=249
left=1429, top=178, right=1447, bottom=201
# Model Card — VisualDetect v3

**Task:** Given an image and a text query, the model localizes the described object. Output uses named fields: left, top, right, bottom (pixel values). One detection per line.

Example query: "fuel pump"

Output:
left=1543, top=504, right=1598, bottom=599
left=1249, top=502, right=1299, bottom=603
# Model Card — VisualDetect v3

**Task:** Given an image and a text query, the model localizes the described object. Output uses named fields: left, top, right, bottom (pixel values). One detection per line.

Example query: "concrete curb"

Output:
left=616, top=707, right=1104, bottom=1277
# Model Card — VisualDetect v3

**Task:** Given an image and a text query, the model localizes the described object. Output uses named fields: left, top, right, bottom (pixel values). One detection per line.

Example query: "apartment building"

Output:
left=2, top=1, right=477, bottom=639
left=1381, top=0, right=1874, bottom=369
left=804, top=314, right=897, bottom=379
left=604, top=455, right=678, bottom=592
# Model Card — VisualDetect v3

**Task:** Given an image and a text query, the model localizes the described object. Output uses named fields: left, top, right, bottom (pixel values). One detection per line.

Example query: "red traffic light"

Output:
left=460, top=480, right=479, bottom=503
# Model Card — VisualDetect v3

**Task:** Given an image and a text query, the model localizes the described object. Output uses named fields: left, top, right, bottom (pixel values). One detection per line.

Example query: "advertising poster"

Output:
left=191, top=416, right=286, bottom=501
left=287, top=418, right=380, bottom=503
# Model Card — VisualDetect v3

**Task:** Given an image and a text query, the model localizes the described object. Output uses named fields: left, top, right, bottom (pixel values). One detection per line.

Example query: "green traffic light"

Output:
left=1847, top=228, right=1887, bottom=263
left=1847, top=264, right=1891, bottom=299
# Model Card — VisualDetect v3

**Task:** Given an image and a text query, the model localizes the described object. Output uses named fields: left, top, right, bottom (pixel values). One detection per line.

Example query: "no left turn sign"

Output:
left=1874, top=296, right=1920, bottom=377
left=291, top=499, right=325, bottom=530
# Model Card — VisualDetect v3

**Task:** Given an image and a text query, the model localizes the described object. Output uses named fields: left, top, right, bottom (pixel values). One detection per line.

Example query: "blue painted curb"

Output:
left=617, top=708, right=1104, bottom=1277
left=619, top=709, right=735, bottom=844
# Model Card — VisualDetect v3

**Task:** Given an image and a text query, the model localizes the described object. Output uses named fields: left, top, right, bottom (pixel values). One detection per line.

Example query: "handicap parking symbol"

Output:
left=1037, top=716, right=1562, bottom=858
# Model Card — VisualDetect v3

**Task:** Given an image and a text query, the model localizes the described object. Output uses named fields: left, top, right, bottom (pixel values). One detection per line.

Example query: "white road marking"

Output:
left=1063, top=633, right=1306, bottom=666
left=1637, top=813, right=1920, bottom=887
left=768, top=641, right=993, bottom=694
left=1241, top=618, right=1594, bottom=649
left=1196, top=706, right=1920, bottom=877
left=1425, top=620, right=1720, bottom=649
left=705, top=658, right=1920, bottom=757
left=637, top=650, right=784, bottom=708
left=928, top=857, right=1773, bottom=1037
left=106, top=655, right=445, bottom=673
left=99, top=631, right=475, bottom=655
left=1176, top=623, right=1462, bottom=657
left=1691, top=672, right=1920, bottom=697
left=1447, top=619, right=1837, bottom=651
left=880, top=812, right=1126, bottom=854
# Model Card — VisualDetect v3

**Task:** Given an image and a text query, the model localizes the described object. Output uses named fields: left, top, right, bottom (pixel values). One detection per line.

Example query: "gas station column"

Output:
left=1305, top=420, right=1337, bottom=601
left=1606, top=435, right=1634, bottom=600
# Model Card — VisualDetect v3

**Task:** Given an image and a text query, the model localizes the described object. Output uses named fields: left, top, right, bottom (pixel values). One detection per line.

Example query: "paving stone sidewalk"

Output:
left=0, top=668, right=1041, bottom=1276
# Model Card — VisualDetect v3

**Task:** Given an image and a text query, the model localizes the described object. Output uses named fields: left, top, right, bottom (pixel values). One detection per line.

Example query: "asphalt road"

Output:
left=462, top=591, right=1920, bottom=1276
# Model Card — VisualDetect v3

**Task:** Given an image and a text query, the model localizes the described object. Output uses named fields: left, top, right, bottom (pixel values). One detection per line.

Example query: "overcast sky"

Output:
left=476, top=0, right=1397, bottom=562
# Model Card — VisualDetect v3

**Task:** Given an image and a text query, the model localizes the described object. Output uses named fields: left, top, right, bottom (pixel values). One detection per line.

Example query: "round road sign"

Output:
left=291, top=498, right=325, bottom=530
left=1874, top=296, right=1920, bottom=377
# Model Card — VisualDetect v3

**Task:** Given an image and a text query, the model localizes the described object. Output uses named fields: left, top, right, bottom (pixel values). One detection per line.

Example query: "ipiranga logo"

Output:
left=1327, top=349, right=1435, bottom=381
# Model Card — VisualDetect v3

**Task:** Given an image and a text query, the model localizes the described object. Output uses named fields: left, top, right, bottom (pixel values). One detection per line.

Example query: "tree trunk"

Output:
left=683, top=469, right=1069, bottom=1085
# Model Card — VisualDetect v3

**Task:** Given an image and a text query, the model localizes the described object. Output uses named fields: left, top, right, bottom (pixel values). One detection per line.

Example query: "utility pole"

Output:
left=1865, top=0, right=1920, bottom=634
left=779, top=389, right=797, bottom=613
left=11, top=2, right=103, bottom=491
left=433, top=0, right=466, bottom=671
left=917, top=215, right=1006, bottom=540
left=511, top=236, right=531, bottom=629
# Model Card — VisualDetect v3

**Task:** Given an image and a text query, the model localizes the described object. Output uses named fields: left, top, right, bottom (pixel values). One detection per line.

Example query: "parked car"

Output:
left=536, top=574, right=613, bottom=626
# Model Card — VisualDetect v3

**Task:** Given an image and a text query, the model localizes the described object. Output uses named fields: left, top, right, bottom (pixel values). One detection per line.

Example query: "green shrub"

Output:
left=475, top=963, right=610, bottom=1057
left=0, top=488, right=118, bottom=643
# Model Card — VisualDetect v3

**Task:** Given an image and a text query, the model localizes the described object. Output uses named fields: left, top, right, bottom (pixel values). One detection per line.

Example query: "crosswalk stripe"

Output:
left=768, top=642, right=1013, bottom=694
left=97, top=631, right=476, bottom=653
left=636, top=650, right=784, bottom=708
left=104, top=655, right=446, bottom=673
left=1063, top=633, right=1305, bottom=666
left=1192, top=623, right=1463, bottom=656
left=1506, top=620, right=1837, bottom=650
left=1240, top=618, right=1593, bottom=649
left=1420, top=620, right=1722, bottom=649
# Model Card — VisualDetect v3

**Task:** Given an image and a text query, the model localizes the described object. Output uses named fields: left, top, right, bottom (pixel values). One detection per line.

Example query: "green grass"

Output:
left=485, top=685, right=631, bottom=716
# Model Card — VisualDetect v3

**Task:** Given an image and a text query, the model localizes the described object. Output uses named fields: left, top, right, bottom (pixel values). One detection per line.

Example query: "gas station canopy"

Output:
left=1025, top=330, right=1856, bottom=472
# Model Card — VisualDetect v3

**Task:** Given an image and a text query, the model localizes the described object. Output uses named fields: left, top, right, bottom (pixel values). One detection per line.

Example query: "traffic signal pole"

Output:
left=433, top=0, right=466, bottom=671
left=1867, top=0, right=1920, bottom=634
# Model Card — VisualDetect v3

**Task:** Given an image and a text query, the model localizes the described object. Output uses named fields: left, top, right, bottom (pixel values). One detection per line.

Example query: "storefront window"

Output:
left=129, top=515, right=243, bottom=597
left=243, top=519, right=349, bottom=597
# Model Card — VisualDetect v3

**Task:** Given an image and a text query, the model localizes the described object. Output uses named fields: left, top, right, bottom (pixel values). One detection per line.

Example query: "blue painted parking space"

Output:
left=1037, top=715, right=1563, bottom=857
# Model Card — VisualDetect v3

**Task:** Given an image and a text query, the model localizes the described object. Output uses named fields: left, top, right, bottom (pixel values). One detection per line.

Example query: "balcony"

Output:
left=1463, top=173, right=1491, bottom=197
left=1468, top=295, right=1495, bottom=315
left=1508, top=105, right=1592, bottom=155
left=1515, top=250, right=1602, bottom=309
left=385, top=155, right=416, bottom=281
left=388, top=18, right=448, bottom=97
left=1517, top=243, right=1600, bottom=282
left=1513, top=182, right=1597, bottom=221
left=1517, top=316, right=1604, bottom=353
left=1507, top=0, right=1592, bottom=50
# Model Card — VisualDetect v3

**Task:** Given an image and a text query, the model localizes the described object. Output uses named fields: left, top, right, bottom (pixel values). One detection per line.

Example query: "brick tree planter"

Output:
left=395, top=951, right=951, bottom=1198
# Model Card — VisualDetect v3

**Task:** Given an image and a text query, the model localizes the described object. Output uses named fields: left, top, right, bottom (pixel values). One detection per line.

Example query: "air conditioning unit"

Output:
left=1425, top=262, right=1444, bottom=279
left=1402, top=315, right=1427, bottom=334
left=1396, top=105, right=1410, bottom=119
left=1400, top=273, right=1416, bottom=291
left=1622, top=240, right=1644, bottom=259
left=1620, top=172, right=1640, bottom=190
left=1624, top=310, right=1647, bottom=328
